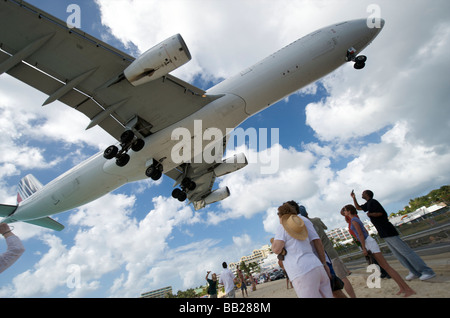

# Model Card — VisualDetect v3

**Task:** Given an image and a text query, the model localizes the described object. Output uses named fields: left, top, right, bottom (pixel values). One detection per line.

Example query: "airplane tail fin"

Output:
left=17, top=174, right=43, bottom=203
left=0, top=175, right=64, bottom=231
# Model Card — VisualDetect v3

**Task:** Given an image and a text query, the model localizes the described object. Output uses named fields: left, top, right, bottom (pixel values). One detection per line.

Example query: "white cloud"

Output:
left=306, top=1, right=450, bottom=146
left=263, top=207, right=279, bottom=235
left=0, top=76, right=116, bottom=148
left=207, top=144, right=317, bottom=224
left=1, top=192, right=257, bottom=297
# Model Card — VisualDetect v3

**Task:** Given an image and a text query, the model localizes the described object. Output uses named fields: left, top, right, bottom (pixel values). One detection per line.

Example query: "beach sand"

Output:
left=234, top=251, right=450, bottom=298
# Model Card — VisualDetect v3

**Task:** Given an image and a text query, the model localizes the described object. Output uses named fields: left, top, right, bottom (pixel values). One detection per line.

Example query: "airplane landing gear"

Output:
left=171, top=178, right=196, bottom=202
left=172, top=188, right=187, bottom=202
left=353, top=55, right=367, bottom=69
left=104, top=145, right=119, bottom=159
left=103, top=130, right=145, bottom=167
left=145, top=159, right=163, bottom=181
left=116, top=153, right=130, bottom=167
left=346, top=47, right=367, bottom=70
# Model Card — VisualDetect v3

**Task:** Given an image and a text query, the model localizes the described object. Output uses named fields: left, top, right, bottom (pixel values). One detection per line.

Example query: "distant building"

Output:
left=389, top=203, right=447, bottom=226
left=140, top=286, right=172, bottom=298
left=228, top=244, right=271, bottom=272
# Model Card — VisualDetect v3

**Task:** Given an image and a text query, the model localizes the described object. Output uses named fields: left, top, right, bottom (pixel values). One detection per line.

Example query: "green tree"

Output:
left=397, top=185, right=449, bottom=214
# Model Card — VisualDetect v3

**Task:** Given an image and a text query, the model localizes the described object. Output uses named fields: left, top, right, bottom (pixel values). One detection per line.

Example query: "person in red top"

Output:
left=343, top=205, right=416, bottom=297
left=340, top=207, right=390, bottom=279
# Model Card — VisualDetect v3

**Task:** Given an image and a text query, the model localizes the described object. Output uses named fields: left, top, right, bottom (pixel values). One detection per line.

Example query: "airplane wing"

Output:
left=0, top=0, right=220, bottom=141
left=0, top=0, right=240, bottom=210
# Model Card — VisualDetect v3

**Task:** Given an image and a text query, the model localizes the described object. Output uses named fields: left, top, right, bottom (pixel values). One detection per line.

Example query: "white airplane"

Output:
left=0, top=0, right=384, bottom=231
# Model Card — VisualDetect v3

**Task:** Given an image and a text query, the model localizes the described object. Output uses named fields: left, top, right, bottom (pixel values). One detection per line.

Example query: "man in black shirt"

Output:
left=351, top=190, right=436, bottom=281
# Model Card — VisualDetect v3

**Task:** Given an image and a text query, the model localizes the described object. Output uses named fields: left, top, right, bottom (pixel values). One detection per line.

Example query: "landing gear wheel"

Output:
left=187, top=181, right=196, bottom=191
left=145, top=166, right=156, bottom=177
left=104, top=145, right=118, bottom=159
left=355, top=55, right=367, bottom=63
left=172, top=188, right=182, bottom=199
left=354, top=62, right=366, bottom=69
left=177, top=191, right=187, bottom=202
left=150, top=170, right=162, bottom=181
left=120, top=130, right=135, bottom=144
left=181, top=178, right=196, bottom=191
left=172, top=188, right=187, bottom=201
left=145, top=165, right=162, bottom=181
left=116, top=153, right=130, bottom=167
left=354, top=55, right=367, bottom=69
left=131, top=139, right=145, bottom=152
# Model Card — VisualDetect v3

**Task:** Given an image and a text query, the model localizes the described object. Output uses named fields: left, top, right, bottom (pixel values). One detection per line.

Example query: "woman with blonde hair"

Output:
left=271, top=203, right=332, bottom=298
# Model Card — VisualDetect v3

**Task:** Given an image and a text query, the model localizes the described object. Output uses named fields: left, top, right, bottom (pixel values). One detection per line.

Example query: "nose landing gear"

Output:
left=346, top=47, right=367, bottom=69
left=103, top=130, right=145, bottom=167
left=353, top=55, right=367, bottom=69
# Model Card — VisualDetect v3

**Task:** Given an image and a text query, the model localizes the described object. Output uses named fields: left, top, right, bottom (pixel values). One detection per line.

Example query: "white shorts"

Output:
left=365, top=236, right=381, bottom=254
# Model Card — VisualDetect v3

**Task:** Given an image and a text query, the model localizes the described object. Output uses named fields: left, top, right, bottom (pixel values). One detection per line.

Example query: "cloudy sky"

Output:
left=0, top=0, right=449, bottom=297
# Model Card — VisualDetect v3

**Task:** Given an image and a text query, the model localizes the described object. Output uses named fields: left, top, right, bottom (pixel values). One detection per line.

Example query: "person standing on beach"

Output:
left=340, top=207, right=391, bottom=279
left=278, top=259, right=293, bottom=289
left=343, top=204, right=416, bottom=297
left=294, top=203, right=357, bottom=298
left=271, top=203, right=332, bottom=298
left=236, top=265, right=248, bottom=297
left=219, top=262, right=236, bottom=298
left=1, top=223, right=25, bottom=274
left=351, top=190, right=436, bottom=281
left=205, top=271, right=218, bottom=298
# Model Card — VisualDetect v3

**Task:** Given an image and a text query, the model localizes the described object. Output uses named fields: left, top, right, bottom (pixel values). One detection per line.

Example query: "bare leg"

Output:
left=372, top=252, right=416, bottom=297
left=342, top=277, right=357, bottom=298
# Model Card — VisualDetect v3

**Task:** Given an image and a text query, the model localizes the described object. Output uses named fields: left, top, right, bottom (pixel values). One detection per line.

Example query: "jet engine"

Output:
left=193, top=186, right=231, bottom=210
left=204, top=187, right=231, bottom=206
left=213, top=153, right=248, bottom=177
left=124, top=34, right=191, bottom=86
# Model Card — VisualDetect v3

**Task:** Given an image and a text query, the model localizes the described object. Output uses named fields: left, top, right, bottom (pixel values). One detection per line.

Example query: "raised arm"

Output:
left=351, top=190, right=363, bottom=210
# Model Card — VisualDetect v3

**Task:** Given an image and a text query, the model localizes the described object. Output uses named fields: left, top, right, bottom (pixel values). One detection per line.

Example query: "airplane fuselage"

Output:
left=5, top=19, right=384, bottom=224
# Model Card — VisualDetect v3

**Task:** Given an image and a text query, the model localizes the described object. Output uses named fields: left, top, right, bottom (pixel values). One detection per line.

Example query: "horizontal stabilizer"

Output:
left=0, top=204, right=18, bottom=217
left=23, top=217, right=65, bottom=231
